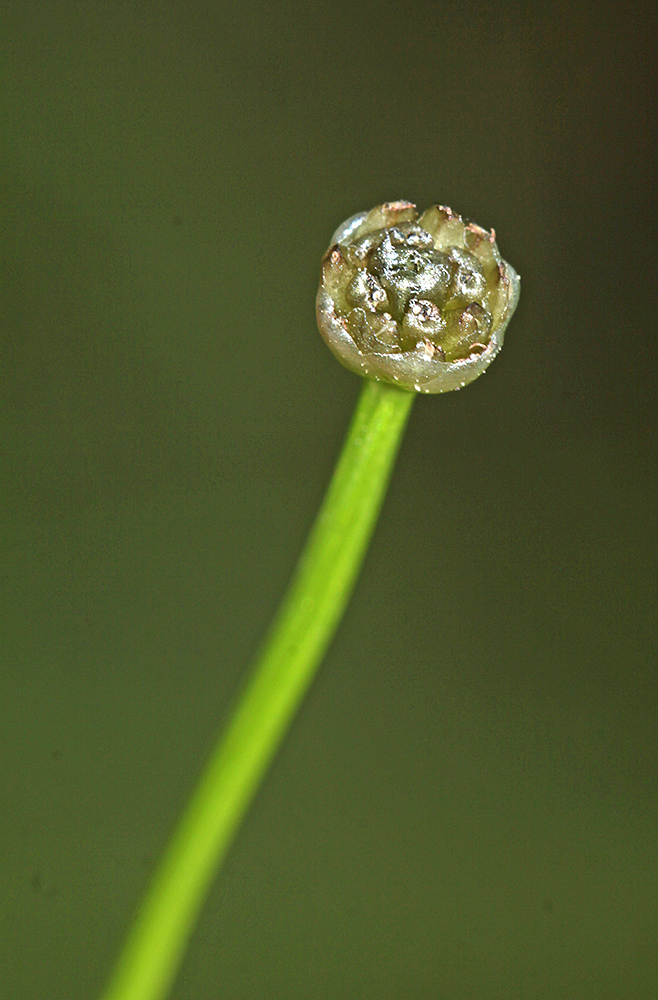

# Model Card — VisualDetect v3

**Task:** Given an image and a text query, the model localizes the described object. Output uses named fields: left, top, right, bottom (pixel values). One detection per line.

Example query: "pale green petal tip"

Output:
left=317, top=201, right=520, bottom=393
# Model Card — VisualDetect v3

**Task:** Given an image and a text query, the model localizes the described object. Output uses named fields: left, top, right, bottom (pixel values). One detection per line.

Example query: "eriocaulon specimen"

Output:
left=99, top=200, right=520, bottom=1000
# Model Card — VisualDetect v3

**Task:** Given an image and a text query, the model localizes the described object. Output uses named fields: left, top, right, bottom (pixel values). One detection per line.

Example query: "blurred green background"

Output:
left=1, top=1, right=656, bottom=997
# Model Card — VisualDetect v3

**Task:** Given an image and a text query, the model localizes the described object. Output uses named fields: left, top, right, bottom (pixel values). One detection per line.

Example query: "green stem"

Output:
left=99, top=379, right=415, bottom=1000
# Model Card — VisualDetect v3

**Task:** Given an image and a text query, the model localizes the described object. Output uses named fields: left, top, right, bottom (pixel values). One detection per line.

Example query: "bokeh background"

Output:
left=1, top=2, right=656, bottom=997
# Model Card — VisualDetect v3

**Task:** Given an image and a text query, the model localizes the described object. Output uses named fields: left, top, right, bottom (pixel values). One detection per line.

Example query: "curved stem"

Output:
left=99, top=379, right=415, bottom=1000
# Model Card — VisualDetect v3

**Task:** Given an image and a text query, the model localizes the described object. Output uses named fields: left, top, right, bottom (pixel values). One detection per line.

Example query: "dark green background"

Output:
left=2, top=2, right=656, bottom=997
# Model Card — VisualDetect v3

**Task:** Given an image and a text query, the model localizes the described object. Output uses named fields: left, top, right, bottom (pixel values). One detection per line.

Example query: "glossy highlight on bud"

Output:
left=317, top=201, right=520, bottom=393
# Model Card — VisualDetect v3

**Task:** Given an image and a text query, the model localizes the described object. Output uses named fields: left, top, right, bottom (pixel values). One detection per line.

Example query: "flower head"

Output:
left=317, top=201, right=520, bottom=393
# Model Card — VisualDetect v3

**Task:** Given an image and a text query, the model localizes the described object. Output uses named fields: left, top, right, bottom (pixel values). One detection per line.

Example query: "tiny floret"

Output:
left=317, top=201, right=520, bottom=393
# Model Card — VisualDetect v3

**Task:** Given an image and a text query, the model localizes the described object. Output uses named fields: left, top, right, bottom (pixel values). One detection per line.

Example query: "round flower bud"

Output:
left=316, top=201, right=520, bottom=393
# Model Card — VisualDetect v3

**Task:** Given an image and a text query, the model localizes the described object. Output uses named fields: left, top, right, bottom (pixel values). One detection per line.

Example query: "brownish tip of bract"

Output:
left=317, top=201, right=520, bottom=393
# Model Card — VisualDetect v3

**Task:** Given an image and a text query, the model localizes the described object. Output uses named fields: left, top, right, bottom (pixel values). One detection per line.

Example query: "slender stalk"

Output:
left=100, top=379, right=415, bottom=1000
